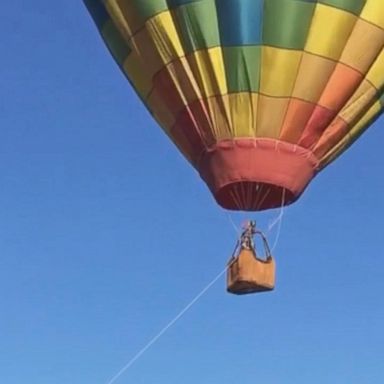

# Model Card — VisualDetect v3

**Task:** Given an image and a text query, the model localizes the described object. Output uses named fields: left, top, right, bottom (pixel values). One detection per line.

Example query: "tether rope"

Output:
left=104, top=265, right=228, bottom=384
left=105, top=189, right=287, bottom=384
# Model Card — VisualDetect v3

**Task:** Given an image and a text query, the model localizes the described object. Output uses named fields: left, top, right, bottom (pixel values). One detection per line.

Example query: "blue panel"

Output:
left=216, top=0, right=264, bottom=46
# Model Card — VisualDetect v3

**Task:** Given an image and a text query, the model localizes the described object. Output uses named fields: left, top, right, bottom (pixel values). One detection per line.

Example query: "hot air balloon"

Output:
left=83, top=0, right=384, bottom=293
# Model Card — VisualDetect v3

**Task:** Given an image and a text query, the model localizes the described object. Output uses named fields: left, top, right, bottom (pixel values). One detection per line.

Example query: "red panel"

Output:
left=152, top=59, right=200, bottom=118
left=170, top=106, right=207, bottom=165
left=152, top=66, right=186, bottom=118
left=298, top=106, right=335, bottom=148
left=298, top=64, right=363, bottom=149
left=313, top=117, right=349, bottom=158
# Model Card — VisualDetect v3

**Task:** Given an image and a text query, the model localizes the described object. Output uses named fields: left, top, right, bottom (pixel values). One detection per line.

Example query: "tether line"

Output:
left=104, top=265, right=228, bottom=384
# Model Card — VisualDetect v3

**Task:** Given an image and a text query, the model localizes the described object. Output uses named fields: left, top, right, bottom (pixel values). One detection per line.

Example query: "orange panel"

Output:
left=280, top=99, right=317, bottom=143
left=318, top=63, right=363, bottom=111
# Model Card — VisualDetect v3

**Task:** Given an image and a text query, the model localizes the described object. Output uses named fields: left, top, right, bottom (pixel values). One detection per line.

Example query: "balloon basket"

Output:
left=227, top=249, right=275, bottom=295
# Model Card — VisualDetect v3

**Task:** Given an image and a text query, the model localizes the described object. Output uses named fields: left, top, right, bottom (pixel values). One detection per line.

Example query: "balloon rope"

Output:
left=240, top=181, right=247, bottom=209
left=251, top=184, right=261, bottom=210
left=267, top=189, right=286, bottom=252
left=257, top=185, right=272, bottom=210
left=104, top=266, right=228, bottom=384
left=226, top=212, right=241, bottom=236
left=230, top=186, right=242, bottom=210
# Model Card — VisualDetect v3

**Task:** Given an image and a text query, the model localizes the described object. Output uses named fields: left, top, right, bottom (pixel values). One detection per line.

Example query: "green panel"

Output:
left=102, top=21, right=132, bottom=67
left=319, top=0, right=366, bottom=15
left=222, top=46, right=261, bottom=92
left=173, top=0, right=220, bottom=53
left=127, top=0, right=168, bottom=22
left=263, top=0, right=316, bottom=50
left=84, top=0, right=109, bottom=29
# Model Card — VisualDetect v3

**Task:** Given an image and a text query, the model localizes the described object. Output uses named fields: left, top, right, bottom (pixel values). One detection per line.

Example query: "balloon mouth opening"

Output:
left=215, top=182, right=296, bottom=211
left=198, top=139, right=319, bottom=212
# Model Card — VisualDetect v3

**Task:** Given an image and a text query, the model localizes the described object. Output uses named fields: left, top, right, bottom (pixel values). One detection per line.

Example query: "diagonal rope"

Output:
left=267, top=189, right=286, bottom=252
left=104, top=265, right=229, bottom=384
left=226, top=212, right=241, bottom=236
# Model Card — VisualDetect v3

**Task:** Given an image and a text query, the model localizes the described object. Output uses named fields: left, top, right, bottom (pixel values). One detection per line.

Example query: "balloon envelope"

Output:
left=84, top=0, right=384, bottom=210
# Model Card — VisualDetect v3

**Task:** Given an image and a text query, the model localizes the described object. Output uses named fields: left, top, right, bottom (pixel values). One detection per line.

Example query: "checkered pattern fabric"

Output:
left=84, top=0, right=384, bottom=171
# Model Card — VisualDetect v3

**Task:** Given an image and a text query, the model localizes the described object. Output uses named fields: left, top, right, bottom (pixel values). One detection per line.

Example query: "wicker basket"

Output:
left=227, top=234, right=275, bottom=295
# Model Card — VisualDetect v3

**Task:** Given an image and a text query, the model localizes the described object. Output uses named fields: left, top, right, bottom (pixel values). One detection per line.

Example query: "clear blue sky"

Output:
left=1, top=2, right=383, bottom=384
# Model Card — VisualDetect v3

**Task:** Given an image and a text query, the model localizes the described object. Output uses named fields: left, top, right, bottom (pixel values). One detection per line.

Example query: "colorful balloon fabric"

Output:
left=84, top=0, right=384, bottom=211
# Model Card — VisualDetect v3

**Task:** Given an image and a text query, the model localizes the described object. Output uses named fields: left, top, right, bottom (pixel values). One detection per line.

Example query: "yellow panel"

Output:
left=228, top=93, right=259, bottom=138
left=361, top=0, right=384, bottom=28
left=348, top=101, right=382, bottom=134
left=340, top=19, right=384, bottom=73
left=123, top=53, right=152, bottom=98
left=338, top=81, right=377, bottom=124
left=256, top=96, right=290, bottom=138
left=123, top=12, right=184, bottom=78
left=319, top=101, right=382, bottom=167
left=127, top=10, right=185, bottom=80
left=107, top=0, right=169, bottom=38
left=292, top=53, right=336, bottom=103
left=305, top=4, right=357, bottom=61
left=146, top=11, right=184, bottom=64
left=129, top=29, right=164, bottom=77
left=366, top=51, right=384, bottom=89
left=204, top=95, right=231, bottom=141
left=186, top=47, right=227, bottom=98
left=260, top=47, right=302, bottom=97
